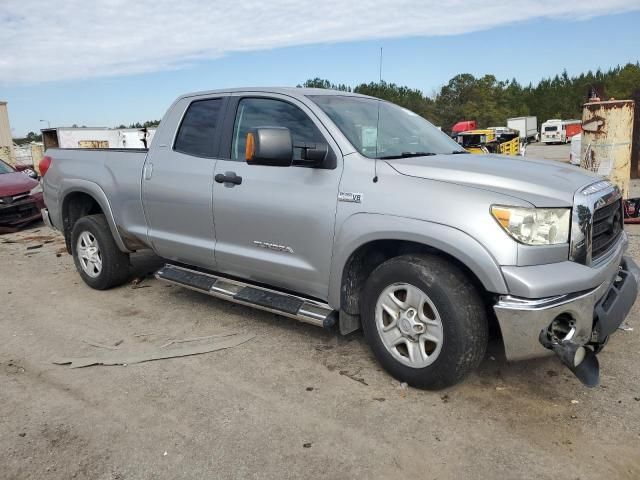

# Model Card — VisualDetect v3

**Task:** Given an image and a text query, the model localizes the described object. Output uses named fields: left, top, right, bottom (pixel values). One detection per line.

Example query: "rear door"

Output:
left=211, top=94, right=342, bottom=300
left=142, top=95, right=227, bottom=269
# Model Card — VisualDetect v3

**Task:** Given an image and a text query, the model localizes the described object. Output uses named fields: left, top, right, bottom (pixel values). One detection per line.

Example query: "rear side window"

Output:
left=174, top=98, right=223, bottom=157
left=231, top=98, right=324, bottom=161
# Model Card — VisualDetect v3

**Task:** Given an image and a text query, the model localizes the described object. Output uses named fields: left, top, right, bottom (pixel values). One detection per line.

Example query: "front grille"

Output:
left=591, top=199, right=623, bottom=261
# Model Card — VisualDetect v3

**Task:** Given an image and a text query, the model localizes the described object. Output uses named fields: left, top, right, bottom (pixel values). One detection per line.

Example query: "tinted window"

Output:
left=174, top=98, right=223, bottom=157
left=231, top=98, right=324, bottom=161
left=544, top=126, right=558, bottom=132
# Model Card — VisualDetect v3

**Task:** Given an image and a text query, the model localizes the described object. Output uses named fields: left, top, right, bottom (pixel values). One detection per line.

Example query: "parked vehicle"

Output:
left=0, top=158, right=45, bottom=233
left=486, top=126, right=510, bottom=137
left=565, top=121, right=582, bottom=141
left=569, top=133, right=582, bottom=165
left=541, top=119, right=582, bottom=144
left=451, top=120, right=476, bottom=136
left=456, top=128, right=520, bottom=155
left=507, top=116, right=538, bottom=143
left=40, top=88, right=638, bottom=388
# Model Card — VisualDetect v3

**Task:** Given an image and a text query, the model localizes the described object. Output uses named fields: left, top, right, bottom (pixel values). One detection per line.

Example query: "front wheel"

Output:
left=361, top=254, right=488, bottom=389
left=71, top=214, right=130, bottom=290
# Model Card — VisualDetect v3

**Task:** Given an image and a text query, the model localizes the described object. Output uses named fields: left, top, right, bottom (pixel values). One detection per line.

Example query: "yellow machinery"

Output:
left=455, top=128, right=520, bottom=155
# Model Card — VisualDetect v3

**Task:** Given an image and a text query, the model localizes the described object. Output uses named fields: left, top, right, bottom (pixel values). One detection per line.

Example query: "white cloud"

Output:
left=1, top=0, right=638, bottom=84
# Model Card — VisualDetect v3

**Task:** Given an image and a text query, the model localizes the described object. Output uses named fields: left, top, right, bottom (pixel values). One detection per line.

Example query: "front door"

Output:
left=212, top=95, right=342, bottom=300
left=142, top=96, right=226, bottom=269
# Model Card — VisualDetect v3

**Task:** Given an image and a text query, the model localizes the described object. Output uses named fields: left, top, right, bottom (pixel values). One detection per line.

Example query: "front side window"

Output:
left=309, top=95, right=464, bottom=158
left=174, top=98, right=223, bottom=157
left=231, top=98, right=325, bottom=161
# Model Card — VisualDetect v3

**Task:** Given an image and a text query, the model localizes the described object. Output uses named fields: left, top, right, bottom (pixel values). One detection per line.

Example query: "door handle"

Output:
left=215, top=172, right=242, bottom=186
left=143, top=163, right=153, bottom=180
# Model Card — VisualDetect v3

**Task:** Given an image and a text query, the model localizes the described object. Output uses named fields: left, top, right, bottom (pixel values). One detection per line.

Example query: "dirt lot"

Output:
left=525, top=141, right=571, bottom=163
left=0, top=221, right=639, bottom=480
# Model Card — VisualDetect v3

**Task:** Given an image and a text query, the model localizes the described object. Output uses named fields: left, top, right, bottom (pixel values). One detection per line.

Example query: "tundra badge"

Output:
left=253, top=241, right=294, bottom=254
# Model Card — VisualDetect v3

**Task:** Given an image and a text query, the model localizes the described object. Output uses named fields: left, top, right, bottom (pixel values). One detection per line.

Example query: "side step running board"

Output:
left=155, top=264, right=337, bottom=328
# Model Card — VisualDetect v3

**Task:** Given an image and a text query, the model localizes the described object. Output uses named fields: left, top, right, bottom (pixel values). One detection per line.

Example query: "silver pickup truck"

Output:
left=40, top=87, right=637, bottom=388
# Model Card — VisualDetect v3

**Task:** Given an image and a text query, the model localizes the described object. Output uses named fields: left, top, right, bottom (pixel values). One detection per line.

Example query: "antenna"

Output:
left=373, top=46, right=382, bottom=183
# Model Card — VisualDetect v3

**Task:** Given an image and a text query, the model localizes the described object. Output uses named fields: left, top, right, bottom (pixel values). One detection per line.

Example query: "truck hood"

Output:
left=0, top=171, right=38, bottom=197
left=386, top=154, right=601, bottom=207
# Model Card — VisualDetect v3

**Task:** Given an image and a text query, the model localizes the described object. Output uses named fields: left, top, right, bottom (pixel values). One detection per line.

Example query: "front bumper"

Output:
left=495, top=256, right=638, bottom=361
left=0, top=193, right=45, bottom=233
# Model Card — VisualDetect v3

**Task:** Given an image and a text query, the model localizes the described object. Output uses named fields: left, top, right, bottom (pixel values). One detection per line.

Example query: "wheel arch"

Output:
left=329, top=214, right=508, bottom=322
left=60, top=180, right=130, bottom=254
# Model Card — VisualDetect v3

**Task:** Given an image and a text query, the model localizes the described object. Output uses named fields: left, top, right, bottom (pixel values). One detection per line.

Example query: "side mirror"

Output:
left=246, top=127, right=293, bottom=167
left=294, top=142, right=328, bottom=167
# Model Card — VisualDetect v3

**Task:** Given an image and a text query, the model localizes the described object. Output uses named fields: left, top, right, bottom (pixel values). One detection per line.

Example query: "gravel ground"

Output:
left=525, top=142, right=571, bottom=163
left=1, top=222, right=639, bottom=480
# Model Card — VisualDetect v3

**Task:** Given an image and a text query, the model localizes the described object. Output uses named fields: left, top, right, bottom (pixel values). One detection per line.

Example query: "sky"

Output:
left=2, top=0, right=640, bottom=137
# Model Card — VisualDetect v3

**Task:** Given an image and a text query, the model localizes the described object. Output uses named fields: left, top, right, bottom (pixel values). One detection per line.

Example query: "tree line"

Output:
left=298, top=62, right=640, bottom=131
left=15, top=63, right=638, bottom=145
left=115, top=120, right=160, bottom=129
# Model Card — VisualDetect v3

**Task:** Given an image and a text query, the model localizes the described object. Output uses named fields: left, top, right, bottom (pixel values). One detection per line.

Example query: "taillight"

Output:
left=39, top=155, right=52, bottom=177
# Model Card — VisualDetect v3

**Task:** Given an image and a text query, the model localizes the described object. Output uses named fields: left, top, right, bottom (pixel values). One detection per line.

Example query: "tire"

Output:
left=71, top=214, right=130, bottom=290
left=361, top=254, right=488, bottom=389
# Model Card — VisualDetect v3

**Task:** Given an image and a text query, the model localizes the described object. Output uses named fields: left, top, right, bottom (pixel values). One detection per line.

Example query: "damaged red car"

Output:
left=0, top=159, right=45, bottom=233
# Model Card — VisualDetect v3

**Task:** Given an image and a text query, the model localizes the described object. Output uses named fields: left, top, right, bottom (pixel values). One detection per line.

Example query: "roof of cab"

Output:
left=178, top=87, right=374, bottom=101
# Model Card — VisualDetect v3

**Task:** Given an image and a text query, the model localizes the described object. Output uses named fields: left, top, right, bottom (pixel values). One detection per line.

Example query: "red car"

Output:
left=0, top=159, right=45, bottom=233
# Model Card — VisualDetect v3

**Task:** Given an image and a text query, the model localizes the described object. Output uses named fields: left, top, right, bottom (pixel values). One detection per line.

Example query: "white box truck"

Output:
left=507, top=117, right=538, bottom=143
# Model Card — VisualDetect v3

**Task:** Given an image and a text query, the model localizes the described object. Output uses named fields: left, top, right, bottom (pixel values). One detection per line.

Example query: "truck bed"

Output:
left=43, top=148, right=150, bottom=250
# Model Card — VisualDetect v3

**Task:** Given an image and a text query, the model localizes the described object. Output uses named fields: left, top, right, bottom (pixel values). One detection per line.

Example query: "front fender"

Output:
left=328, top=213, right=508, bottom=308
left=59, top=179, right=131, bottom=253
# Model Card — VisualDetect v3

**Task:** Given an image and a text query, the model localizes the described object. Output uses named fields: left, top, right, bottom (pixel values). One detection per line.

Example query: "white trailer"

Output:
left=507, top=116, right=538, bottom=143
left=42, top=127, right=156, bottom=150
left=114, top=128, right=156, bottom=149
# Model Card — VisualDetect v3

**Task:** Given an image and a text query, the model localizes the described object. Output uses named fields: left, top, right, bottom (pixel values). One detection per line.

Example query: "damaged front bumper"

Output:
left=0, top=194, right=45, bottom=233
left=494, top=256, right=638, bottom=385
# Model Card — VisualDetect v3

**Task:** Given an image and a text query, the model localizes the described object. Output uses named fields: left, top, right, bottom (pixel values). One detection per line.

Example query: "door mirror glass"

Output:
left=246, top=127, right=293, bottom=167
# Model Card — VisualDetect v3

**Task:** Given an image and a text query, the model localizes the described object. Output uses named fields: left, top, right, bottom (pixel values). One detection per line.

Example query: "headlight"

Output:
left=491, top=205, right=570, bottom=245
left=29, top=183, right=43, bottom=195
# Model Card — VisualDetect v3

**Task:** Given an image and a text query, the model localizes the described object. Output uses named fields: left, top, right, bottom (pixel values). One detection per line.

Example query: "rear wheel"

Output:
left=361, top=254, right=488, bottom=389
left=71, top=214, right=130, bottom=290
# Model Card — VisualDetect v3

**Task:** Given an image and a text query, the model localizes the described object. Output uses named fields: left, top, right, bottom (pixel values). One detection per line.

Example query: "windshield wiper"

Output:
left=377, top=151, right=437, bottom=159
left=450, top=150, right=469, bottom=154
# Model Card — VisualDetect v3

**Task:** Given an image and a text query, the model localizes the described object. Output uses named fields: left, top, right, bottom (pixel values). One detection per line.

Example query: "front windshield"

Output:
left=309, top=95, right=465, bottom=158
left=0, top=160, right=15, bottom=174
